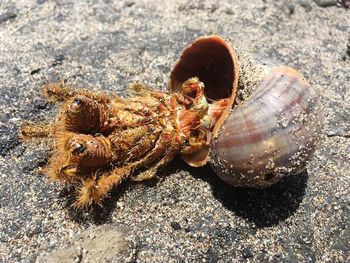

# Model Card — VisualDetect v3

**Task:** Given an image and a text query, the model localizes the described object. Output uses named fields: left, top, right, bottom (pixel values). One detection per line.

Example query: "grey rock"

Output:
left=299, top=0, right=313, bottom=11
left=32, top=225, right=137, bottom=263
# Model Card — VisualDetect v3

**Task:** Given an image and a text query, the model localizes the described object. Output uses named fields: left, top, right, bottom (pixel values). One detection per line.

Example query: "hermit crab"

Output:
left=21, top=35, right=321, bottom=208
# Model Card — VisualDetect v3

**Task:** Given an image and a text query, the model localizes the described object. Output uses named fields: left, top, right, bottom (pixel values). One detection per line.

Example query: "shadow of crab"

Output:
left=59, top=156, right=307, bottom=228
left=61, top=175, right=159, bottom=224
left=60, top=184, right=126, bottom=224
left=185, top=164, right=308, bottom=228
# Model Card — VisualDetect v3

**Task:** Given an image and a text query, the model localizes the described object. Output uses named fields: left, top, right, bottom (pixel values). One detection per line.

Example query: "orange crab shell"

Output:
left=168, top=35, right=239, bottom=167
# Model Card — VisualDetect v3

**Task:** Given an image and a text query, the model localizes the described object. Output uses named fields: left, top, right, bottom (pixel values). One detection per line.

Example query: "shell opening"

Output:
left=169, top=36, right=237, bottom=101
left=169, top=35, right=238, bottom=167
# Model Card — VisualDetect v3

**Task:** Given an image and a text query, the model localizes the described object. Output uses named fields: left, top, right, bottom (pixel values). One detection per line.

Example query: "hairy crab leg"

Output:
left=129, top=129, right=179, bottom=180
left=43, top=83, right=111, bottom=103
left=74, top=166, right=132, bottom=208
left=121, top=127, right=162, bottom=163
left=20, top=122, right=53, bottom=140
left=131, top=140, right=180, bottom=182
left=109, top=125, right=156, bottom=162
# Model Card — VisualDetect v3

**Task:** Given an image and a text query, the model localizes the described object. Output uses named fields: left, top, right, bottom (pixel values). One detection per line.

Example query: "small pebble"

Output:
left=224, top=7, right=234, bottom=15
left=34, top=98, right=49, bottom=110
left=124, top=1, right=135, bottom=7
left=0, top=12, right=17, bottom=24
left=285, top=4, right=295, bottom=16
left=242, top=246, right=254, bottom=258
left=314, top=0, right=338, bottom=7
left=52, top=54, right=65, bottom=66
left=342, top=0, right=350, bottom=8
left=346, top=40, right=350, bottom=57
left=30, top=68, right=41, bottom=75
left=299, top=0, right=313, bottom=11
left=170, top=222, right=182, bottom=231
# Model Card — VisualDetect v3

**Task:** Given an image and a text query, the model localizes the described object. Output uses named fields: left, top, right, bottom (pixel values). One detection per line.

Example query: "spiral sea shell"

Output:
left=169, top=35, right=322, bottom=188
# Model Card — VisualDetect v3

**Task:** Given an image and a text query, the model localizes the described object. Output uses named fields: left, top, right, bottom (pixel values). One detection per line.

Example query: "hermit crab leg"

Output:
left=121, top=127, right=162, bottom=163
left=130, top=129, right=179, bottom=181
left=43, top=83, right=77, bottom=102
left=43, top=84, right=160, bottom=134
left=74, top=166, right=132, bottom=208
left=21, top=84, right=113, bottom=138
left=131, top=141, right=180, bottom=182
left=20, top=122, right=53, bottom=140
left=74, top=127, right=174, bottom=207
left=43, top=83, right=111, bottom=103
left=107, top=108, right=156, bottom=129
left=113, top=96, right=159, bottom=117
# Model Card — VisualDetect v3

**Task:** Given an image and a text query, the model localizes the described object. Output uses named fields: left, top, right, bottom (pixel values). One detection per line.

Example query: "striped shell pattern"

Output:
left=170, top=35, right=321, bottom=188
left=210, top=66, right=321, bottom=187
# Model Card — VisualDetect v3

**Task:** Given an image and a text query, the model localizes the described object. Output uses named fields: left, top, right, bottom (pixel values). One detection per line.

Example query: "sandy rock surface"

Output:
left=0, top=0, right=349, bottom=262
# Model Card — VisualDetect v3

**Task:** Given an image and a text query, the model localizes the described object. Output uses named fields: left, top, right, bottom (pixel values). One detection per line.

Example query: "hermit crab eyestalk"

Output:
left=45, top=133, right=114, bottom=183
left=70, top=141, right=86, bottom=155
left=55, top=132, right=114, bottom=170
left=70, top=97, right=84, bottom=112
left=63, top=95, right=108, bottom=134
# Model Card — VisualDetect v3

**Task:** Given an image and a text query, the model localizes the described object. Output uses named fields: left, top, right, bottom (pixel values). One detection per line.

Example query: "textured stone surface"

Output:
left=0, top=0, right=349, bottom=262
left=30, top=224, right=137, bottom=263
